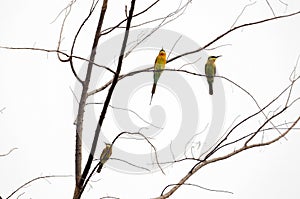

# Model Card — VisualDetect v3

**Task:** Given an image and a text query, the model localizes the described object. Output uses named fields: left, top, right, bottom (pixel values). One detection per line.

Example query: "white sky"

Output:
left=1, top=0, right=300, bottom=199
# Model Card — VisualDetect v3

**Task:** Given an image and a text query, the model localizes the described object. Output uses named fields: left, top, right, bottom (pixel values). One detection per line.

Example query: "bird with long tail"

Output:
left=205, top=55, right=221, bottom=95
left=150, top=48, right=167, bottom=105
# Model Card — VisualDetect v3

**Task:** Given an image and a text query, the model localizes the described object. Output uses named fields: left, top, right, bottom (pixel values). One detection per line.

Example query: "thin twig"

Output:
left=6, top=175, right=72, bottom=199
left=68, top=0, right=101, bottom=83
left=0, top=148, right=18, bottom=157
left=100, top=0, right=161, bottom=36
left=111, top=131, right=165, bottom=175
left=88, top=10, right=300, bottom=97
left=286, top=55, right=300, bottom=107
left=110, top=158, right=150, bottom=172
left=50, top=0, right=77, bottom=24
left=265, top=0, right=276, bottom=17
left=86, top=102, right=162, bottom=129
left=168, top=10, right=300, bottom=63
left=230, top=1, right=257, bottom=29
left=155, top=116, right=300, bottom=199
left=278, top=0, right=288, bottom=12
left=178, top=56, right=202, bottom=70
left=0, top=46, right=115, bottom=74
left=124, top=0, right=191, bottom=58
left=70, top=86, right=80, bottom=104
left=161, top=183, right=233, bottom=196
left=0, top=107, right=6, bottom=114
left=167, top=35, right=182, bottom=60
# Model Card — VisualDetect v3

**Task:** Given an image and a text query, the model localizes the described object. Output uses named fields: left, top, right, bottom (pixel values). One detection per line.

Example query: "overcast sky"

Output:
left=1, top=0, right=300, bottom=199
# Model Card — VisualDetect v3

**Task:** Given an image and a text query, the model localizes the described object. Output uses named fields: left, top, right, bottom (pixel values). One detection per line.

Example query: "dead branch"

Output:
left=86, top=102, right=162, bottom=129
left=167, top=10, right=300, bottom=63
left=0, top=46, right=115, bottom=74
left=0, top=148, right=18, bottom=157
left=81, top=130, right=163, bottom=196
left=100, top=0, right=161, bottom=36
left=110, top=158, right=150, bottom=172
left=111, top=131, right=165, bottom=174
left=155, top=116, right=299, bottom=199
left=76, top=1, right=137, bottom=198
left=265, top=0, right=276, bottom=17
left=6, top=175, right=72, bottom=199
left=160, top=183, right=233, bottom=196
left=124, top=0, right=191, bottom=58
left=230, top=1, right=257, bottom=29
left=0, top=107, right=6, bottom=114
left=73, top=0, right=110, bottom=197
left=87, top=10, right=300, bottom=97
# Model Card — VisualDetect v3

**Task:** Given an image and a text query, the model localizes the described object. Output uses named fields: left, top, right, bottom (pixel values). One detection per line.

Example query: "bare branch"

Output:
left=265, top=0, right=276, bottom=17
left=230, top=1, right=257, bottom=29
left=68, top=0, right=101, bottom=83
left=111, top=131, right=165, bottom=175
left=0, top=107, right=6, bottom=114
left=110, top=158, right=150, bottom=172
left=6, top=175, right=72, bottom=199
left=178, top=56, right=202, bottom=70
left=56, top=0, right=81, bottom=83
left=81, top=130, right=162, bottom=196
left=167, top=35, right=182, bottom=61
left=155, top=116, right=300, bottom=199
left=86, top=102, right=162, bottom=129
left=100, top=0, right=161, bottom=36
left=77, top=1, right=137, bottom=197
left=245, top=107, right=287, bottom=146
left=199, top=115, right=241, bottom=159
left=167, top=10, right=300, bottom=63
left=124, top=0, right=191, bottom=58
left=204, top=43, right=232, bottom=51
left=0, top=46, right=115, bottom=74
left=125, top=5, right=128, bottom=18
left=161, top=183, right=233, bottom=196
left=16, top=192, right=25, bottom=199
left=286, top=55, right=300, bottom=106
left=0, top=147, right=18, bottom=157
left=87, top=67, right=152, bottom=96
left=204, top=74, right=296, bottom=158
left=50, top=0, right=77, bottom=24
left=88, top=10, right=300, bottom=97
left=70, top=86, right=80, bottom=104
left=278, top=0, right=288, bottom=12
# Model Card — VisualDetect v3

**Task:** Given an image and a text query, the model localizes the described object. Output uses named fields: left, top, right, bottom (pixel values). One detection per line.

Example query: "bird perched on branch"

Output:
left=97, top=143, right=112, bottom=173
left=205, top=55, right=221, bottom=95
left=150, top=48, right=167, bottom=105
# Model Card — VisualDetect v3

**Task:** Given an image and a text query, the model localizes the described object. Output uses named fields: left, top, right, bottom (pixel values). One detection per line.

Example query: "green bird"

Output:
left=97, top=143, right=112, bottom=173
left=205, top=55, right=221, bottom=95
left=150, top=48, right=167, bottom=105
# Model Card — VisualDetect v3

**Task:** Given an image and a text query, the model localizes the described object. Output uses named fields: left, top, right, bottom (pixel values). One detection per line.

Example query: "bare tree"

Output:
left=0, top=0, right=299, bottom=198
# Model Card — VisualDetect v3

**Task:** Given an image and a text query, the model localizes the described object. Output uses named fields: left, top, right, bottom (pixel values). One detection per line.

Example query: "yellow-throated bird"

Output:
left=205, top=55, right=221, bottom=95
left=97, top=143, right=112, bottom=173
left=150, top=48, right=167, bottom=105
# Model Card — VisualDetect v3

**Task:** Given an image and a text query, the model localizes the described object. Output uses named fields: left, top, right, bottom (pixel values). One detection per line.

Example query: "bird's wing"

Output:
left=205, top=63, right=208, bottom=75
left=154, top=57, right=158, bottom=69
left=100, top=149, right=106, bottom=161
left=214, top=64, right=216, bottom=75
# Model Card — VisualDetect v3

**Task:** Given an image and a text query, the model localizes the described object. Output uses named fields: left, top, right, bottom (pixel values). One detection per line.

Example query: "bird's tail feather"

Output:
left=150, top=83, right=157, bottom=105
left=209, top=83, right=213, bottom=95
left=97, top=163, right=103, bottom=173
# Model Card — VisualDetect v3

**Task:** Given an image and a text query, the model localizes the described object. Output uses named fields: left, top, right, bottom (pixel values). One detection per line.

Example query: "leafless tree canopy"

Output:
left=0, top=0, right=299, bottom=199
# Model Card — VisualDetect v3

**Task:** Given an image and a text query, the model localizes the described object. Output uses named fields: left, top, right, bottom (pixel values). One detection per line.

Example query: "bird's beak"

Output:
left=216, top=55, right=222, bottom=58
